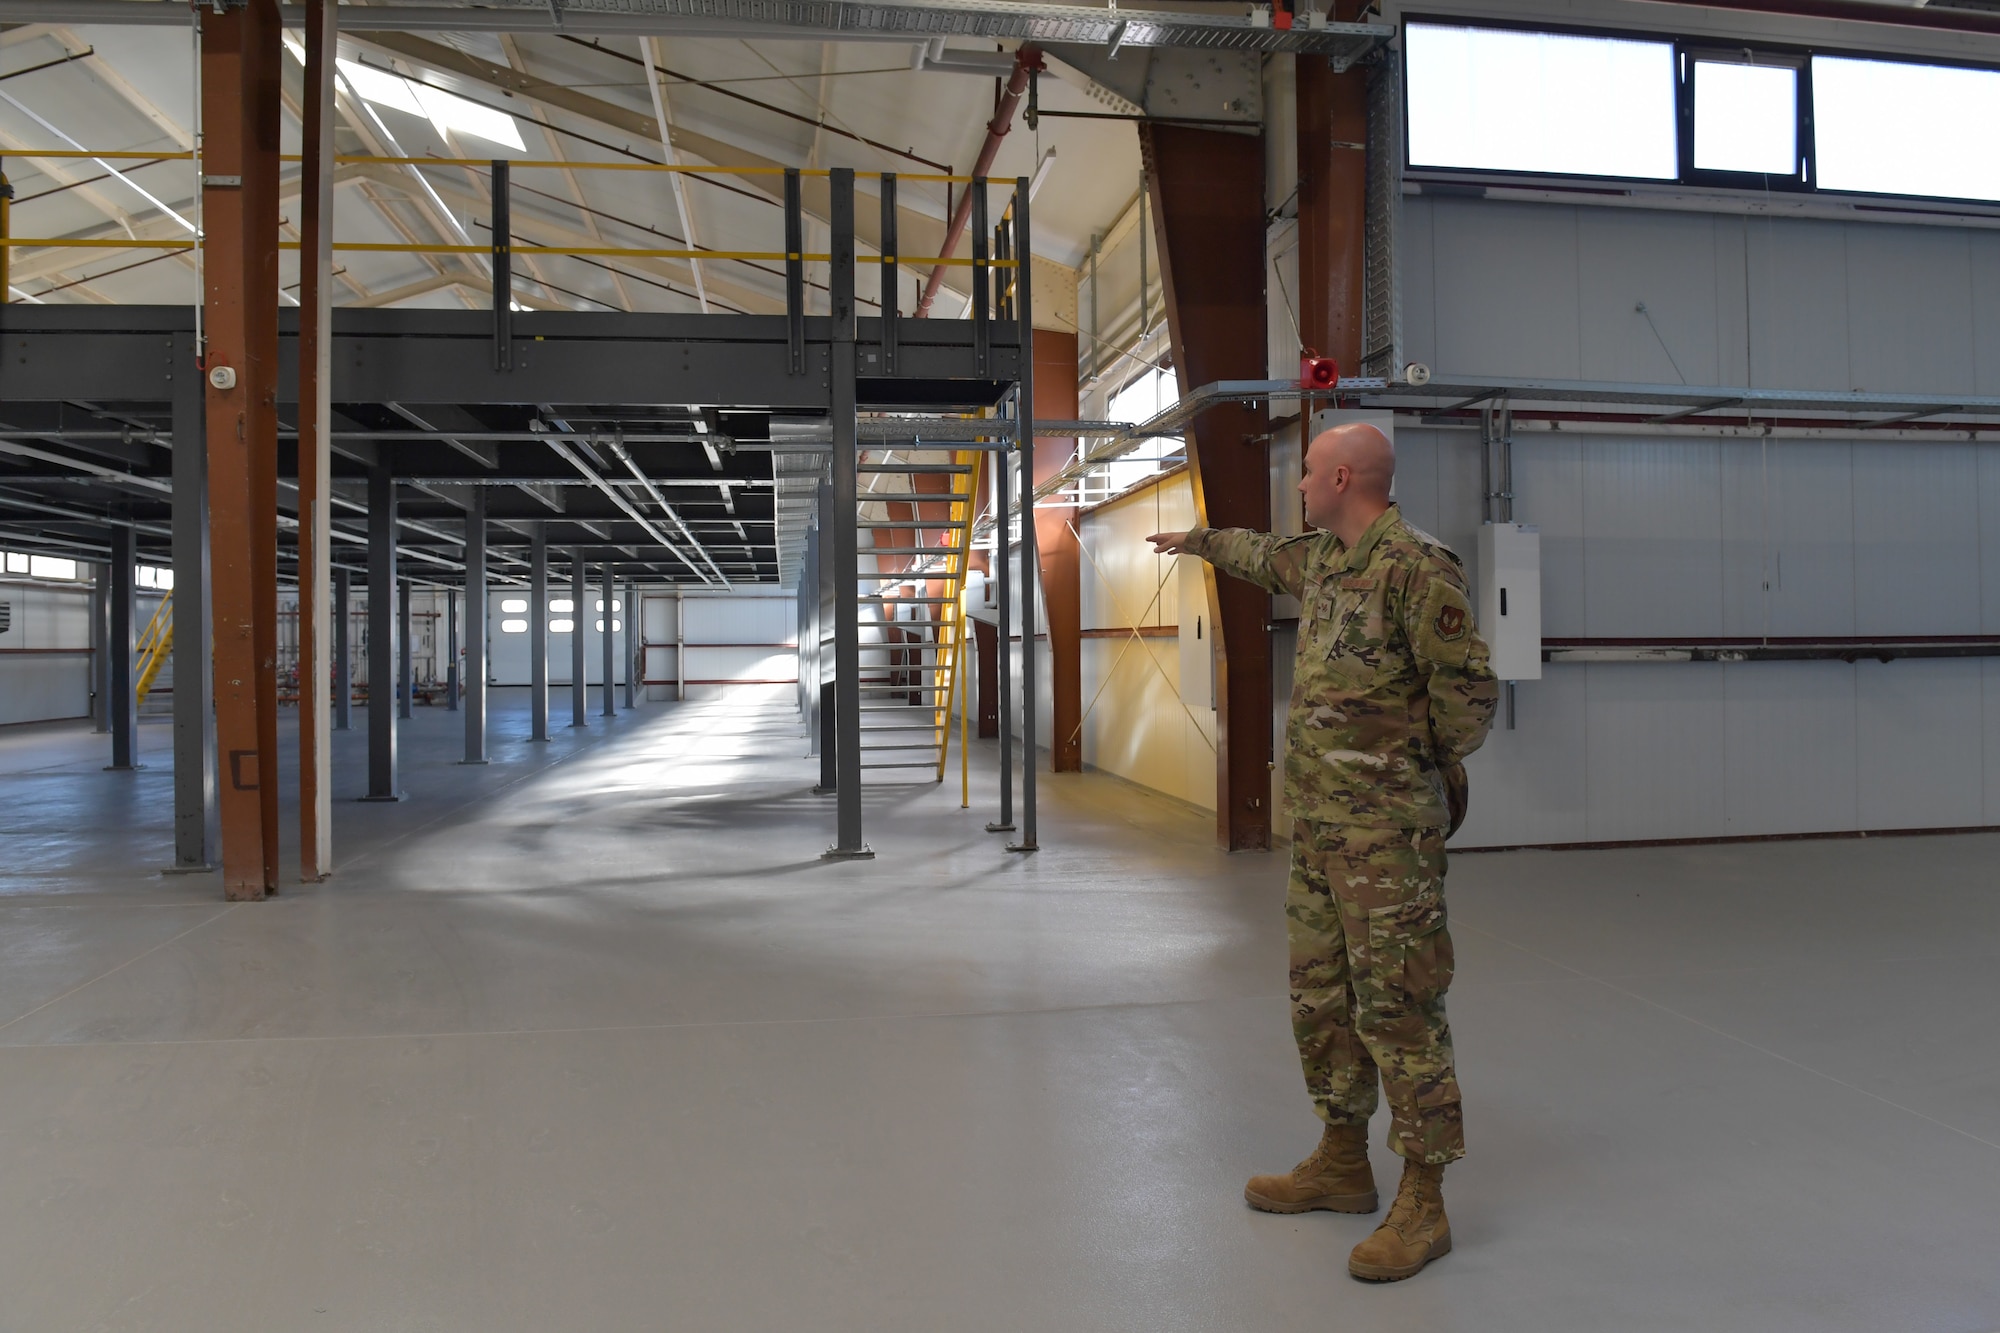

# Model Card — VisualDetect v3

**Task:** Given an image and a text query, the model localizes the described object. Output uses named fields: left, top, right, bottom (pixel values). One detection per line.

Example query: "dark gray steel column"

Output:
left=397, top=577, right=413, bottom=720
left=529, top=522, right=549, bottom=741
left=824, top=167, right=869, bottom=858
left=1011, top=176, right=1040, bottom=853
left=987, top=446, right=1014, bottom=833
left=462, top=487, right=487, bottom=762
left=445, top=587, right=459, bottom=712
left=569, top=548, right=587, bottom=727
left=169, top=334, right=215, bottom=867
left=622, top=578, right=637, bottom=709
left=333, top=567, right=351, bottom=731
left=106, top=524, right=138, bottom=770
left=90, top=564, right=108, bottom=733
left=363, top=463, right=401, bottom=800
left=600, top=563, right=616, bottom=717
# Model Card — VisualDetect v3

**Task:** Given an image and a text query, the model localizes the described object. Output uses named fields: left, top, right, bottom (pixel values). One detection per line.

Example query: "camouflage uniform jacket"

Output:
left=1186, top=505, right=1499, bottom=830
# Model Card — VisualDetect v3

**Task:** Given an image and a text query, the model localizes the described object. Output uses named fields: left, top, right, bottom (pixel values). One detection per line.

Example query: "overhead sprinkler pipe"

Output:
left=914, top=43, right=1041, bottom=318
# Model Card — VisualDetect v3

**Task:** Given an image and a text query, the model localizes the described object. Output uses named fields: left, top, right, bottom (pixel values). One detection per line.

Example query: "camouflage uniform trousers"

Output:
left=1286, top=819, right=1465, bottom=1165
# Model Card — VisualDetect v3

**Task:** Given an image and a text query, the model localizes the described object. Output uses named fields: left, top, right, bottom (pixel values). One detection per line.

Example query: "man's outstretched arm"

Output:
left=1147, top=528, right=1315, bottom=600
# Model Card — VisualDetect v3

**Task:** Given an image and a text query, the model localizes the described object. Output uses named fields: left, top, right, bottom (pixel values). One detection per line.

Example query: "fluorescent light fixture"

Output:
left=500, top=597, right=528, bottom=613
left=1405, top=22, right=1677, bottom=179
left=335, top=57, right=524, bottom=151
left=1814, top=54, right=2000, bottom=202
left=1693, top=60, right=1797, bottom=175
left=500, top=618, right=528, bottom=633
left=1029, top=146, right=1057, bottom=201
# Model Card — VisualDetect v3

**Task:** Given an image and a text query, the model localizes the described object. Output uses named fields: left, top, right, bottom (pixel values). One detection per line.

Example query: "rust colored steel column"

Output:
left=1296, top=53, right=1368, bottom=373
left=1141, top=124, right=1272, bottom=852
left=1032, top=328, right=1082, bottom=772
left=202, top=0, right=284, bottom=899
left=297, top=0, right=336, bottom=881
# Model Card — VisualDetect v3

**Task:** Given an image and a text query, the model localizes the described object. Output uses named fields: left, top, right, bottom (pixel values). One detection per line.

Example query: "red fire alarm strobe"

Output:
left=1300, top=348, right=1339, bottom=391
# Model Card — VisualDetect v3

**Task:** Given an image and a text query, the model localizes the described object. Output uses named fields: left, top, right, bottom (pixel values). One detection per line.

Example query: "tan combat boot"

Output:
left=1243, top=1123, right=1378, bottom=1214
left=1347, top=1159, right=1451, bottom=1281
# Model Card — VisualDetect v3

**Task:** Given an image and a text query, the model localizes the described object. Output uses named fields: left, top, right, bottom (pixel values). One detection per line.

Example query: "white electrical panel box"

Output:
left=1475, top=522, right=1542, bottom=681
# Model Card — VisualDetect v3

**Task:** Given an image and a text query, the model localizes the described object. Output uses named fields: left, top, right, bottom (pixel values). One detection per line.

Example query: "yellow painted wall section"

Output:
left=1073, top=470, right=1218, bottom=811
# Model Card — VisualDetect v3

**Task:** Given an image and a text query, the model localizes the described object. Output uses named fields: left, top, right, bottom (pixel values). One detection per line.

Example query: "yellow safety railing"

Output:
left=134, top=590, right=173, bottom=707
left=0, top=151, right=1021, bottom=266
left=934, top=448, right=983, bottom=784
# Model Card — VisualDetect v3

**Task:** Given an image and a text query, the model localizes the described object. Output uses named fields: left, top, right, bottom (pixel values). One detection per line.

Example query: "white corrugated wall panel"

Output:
left=1982, top=444, right=2000, bottom=634
left=1430, top=199, right=1581, bottom=379
left=1456, top=666, right=1589, bottom=848
left=1582, top=438, right=1724, bottom=639
left=1722, top=661, right=1859, bottom=837
left=1513, top=434, right=1586, bottom=637
left=1576, top=209, right=1723, bottom=385
left=1855, top=659, right=1985, bottom=830
left=1986, top=660, right=2000, bottom=825
left=1845, top=226, right=1976, bottom=397
left=1719, top=440, right=1858, bottom=639
left=1975, top=232, right=2000, bottom=396
left=1743, top=218, right=1851, bottom=391
left=1583, top=662, right=1730, bottom=843
left=1400, top=196, right=1437, bottom=373
left=1853, top=442, right=1981, bottom=637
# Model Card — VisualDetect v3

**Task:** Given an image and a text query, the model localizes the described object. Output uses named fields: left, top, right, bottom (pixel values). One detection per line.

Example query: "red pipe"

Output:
left=915, top=44, right=1042, bottom=318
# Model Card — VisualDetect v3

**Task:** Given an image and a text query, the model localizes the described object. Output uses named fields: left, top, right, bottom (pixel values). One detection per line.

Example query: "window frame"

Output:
left=1402, top=13, right=2000, bottom=211
left=1678, top=46, right=1813, bottom=192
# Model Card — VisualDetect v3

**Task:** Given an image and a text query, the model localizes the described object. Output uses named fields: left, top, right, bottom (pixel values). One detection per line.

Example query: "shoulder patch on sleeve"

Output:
left=1413, top=576, right=1475, bottom=667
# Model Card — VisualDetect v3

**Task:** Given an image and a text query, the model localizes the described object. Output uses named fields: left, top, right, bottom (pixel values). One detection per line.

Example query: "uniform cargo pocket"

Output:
left=1365, top=888, right=1455, bottom=1006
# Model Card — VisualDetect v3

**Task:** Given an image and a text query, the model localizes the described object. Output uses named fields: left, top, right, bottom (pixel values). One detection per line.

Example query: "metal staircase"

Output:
left=135, top=591, right=173, bottom=710
left=853, top=447, right=982, bottom=781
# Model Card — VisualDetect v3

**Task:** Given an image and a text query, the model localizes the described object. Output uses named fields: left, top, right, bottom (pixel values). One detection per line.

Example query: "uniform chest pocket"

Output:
left=1318, top=577, right=1381, bottom=675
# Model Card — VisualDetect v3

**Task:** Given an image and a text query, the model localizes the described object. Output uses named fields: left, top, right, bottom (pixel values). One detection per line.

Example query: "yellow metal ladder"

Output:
left=134, top=590, right=173, bottom=707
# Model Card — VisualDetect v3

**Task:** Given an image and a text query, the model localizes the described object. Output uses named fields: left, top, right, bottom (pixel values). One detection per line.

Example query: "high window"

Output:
left=1406, top=23, right=1677, bottom=180
left=1404, top=18, right=2000, bottom=208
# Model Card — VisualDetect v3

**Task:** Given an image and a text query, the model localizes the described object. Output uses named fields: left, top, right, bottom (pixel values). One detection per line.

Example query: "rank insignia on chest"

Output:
left=1434, top=605, right=1467, bottom=641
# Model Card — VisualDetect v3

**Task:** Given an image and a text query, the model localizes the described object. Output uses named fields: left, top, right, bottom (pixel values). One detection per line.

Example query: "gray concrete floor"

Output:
left=1, top=693, right=1997, bottom=1332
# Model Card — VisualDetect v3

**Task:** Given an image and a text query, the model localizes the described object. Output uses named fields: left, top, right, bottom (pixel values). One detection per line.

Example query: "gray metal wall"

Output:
left=1397, top=195, right=2000, bottom=845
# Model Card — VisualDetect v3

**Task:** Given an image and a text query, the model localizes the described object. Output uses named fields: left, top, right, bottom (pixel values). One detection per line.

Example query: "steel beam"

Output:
left=1033, top=326, right=1082, bottom=775
left=824, top=168, right=869, bottom=859
left=203, top=0, right=286, bottom=897
left=600, top=562, right=616, bottom=717
left=569, top=550, right=588, bottom=726
left=986, top=446, right=1013, bottom=834
left=1296, top=49, right=1367, bottom=375
left=622, top=576, right=636, bottom=709
left=398, top=577, right=413, bottom=721
left=106, top=523, right=137, bottom=771
left=169, top=332, right=215, bottom=871
left=1142, top=123, right=1272, bottom=852
left=529, top=522, right=549, bottom=740
left=1011, top=180, right=1040, bottom=851
left=363, top=462, right=402, bottom=801
left=297, top=0, right=336, bottom=882
left=89, top=563, right=108, bottom=733
left=334, top=566, right=351, bottom=732
left=462, top=486, right=488, bottom=761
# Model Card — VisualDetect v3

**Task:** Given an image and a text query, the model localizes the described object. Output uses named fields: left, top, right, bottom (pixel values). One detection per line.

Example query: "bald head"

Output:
left=1300, top=422, right=1396, bottom=543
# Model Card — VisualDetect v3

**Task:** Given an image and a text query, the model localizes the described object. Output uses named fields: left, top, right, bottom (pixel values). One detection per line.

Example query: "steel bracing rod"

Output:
left=541, top=434, right=712, bottom=583
left=600, top=432, right=730, bottom=586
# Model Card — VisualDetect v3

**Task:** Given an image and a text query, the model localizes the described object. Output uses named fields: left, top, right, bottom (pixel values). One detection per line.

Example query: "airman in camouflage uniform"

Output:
left=1150, top=422, right=1497, bottom=1282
